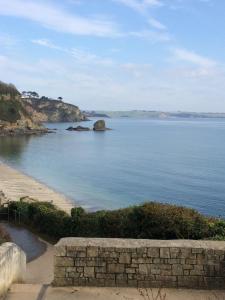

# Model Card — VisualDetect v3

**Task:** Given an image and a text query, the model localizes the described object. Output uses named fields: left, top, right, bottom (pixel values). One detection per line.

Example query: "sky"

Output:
left=0, top=0, right=224, bottom=112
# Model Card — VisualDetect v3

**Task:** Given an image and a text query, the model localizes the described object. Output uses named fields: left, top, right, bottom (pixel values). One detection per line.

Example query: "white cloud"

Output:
left=173, top=48, right=217, bottom=68
left=148, top=17, right=167, bottom=30
left=0, top=0, right=119, bottom=37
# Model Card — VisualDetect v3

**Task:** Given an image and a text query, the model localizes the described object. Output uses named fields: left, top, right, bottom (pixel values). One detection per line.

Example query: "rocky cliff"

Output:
left=0, top=82, right=46, bottom=136
left=23, top=97, right=87, bottom=123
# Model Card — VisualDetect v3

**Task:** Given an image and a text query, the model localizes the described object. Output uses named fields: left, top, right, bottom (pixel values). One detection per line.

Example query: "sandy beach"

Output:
left=0, top=161, right=74, bottom=214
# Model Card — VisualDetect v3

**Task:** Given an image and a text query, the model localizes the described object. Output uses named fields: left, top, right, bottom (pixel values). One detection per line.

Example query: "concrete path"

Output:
left=6, top=284, right=225, bottom=300
left=0, top=161, right=73, bottom=213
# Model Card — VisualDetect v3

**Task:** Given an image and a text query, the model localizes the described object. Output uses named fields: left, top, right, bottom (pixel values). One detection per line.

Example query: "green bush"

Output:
left=2, top=200, right=225, bottom=241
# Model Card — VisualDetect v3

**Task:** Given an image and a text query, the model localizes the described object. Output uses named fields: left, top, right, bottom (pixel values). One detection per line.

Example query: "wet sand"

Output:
left=0, top=161, right=73, bottom=213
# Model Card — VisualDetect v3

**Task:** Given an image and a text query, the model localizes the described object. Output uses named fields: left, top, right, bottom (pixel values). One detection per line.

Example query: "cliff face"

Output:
left=0, top=82, right=44, bottom=135
left=23, top=98, right=87, bottom=123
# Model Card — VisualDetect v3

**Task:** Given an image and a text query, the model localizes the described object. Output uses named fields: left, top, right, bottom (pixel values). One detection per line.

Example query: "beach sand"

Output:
left=0, top=161, right=74, bottom=214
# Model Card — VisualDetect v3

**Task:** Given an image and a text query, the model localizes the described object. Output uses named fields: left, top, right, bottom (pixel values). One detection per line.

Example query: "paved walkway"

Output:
left=4, top=224, right=225, bottom=300
left=0, top=162, right=73, bottom=213
left=6, top=284, right=225, bottom=300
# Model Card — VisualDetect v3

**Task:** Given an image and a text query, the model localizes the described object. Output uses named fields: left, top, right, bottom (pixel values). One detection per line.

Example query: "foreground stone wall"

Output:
left=54, top=238, right=225, bottom=289
left=0, top=242, right=26, bottom=297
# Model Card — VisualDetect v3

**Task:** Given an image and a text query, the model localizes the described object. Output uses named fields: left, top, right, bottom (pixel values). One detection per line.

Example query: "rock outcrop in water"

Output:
left=66, top=126, right=90, bottom=131
left=93, top=120, right=107, bottom=131
left=0, top=81, right=48, bottom=136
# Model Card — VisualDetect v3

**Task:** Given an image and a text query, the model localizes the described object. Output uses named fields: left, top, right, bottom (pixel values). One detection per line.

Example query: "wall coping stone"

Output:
left=56, top=238, right=225, bottom=250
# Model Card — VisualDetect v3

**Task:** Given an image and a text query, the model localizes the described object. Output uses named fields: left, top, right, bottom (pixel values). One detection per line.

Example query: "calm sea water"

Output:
left=0, top=118, right=225, bottom=217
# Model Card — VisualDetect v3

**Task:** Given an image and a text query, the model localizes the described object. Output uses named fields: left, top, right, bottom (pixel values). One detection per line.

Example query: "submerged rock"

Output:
left=66, top=125, right=90, bottom=131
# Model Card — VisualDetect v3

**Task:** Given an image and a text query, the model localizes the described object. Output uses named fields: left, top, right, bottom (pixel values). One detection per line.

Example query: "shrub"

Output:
left=1, top=200, right=224, bottom=241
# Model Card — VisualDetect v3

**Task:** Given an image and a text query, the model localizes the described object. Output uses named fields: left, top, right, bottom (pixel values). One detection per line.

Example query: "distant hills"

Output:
left=88, top=110, right=225, bottom=119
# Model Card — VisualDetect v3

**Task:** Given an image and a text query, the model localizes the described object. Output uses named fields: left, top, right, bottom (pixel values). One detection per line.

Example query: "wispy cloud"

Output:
left=173, top=48, right=217, bottom=68
left=148, top=17, right=167, bottom=30
left=32, top=39, right=63, bottom=50
left=32, top=39, right=114, bottom=66
left=130, top=29, right=171, bottom=42
left=114, top=0, right=162, bottom=14
left=0, top=0, right=119, bottom=37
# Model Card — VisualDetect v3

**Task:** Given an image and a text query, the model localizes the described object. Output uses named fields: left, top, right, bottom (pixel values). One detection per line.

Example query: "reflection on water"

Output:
left=0, top=136, right=31, bottom=162
left=0, top=119, right=225, bottom=217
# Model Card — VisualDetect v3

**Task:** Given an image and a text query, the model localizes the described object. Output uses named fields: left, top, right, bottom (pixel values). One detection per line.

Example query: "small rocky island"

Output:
left=66, top=120, right=110, bottom=132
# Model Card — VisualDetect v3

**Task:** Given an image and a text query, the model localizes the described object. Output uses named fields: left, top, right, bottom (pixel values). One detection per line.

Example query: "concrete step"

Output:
left=6, top=284, right=50, bottom=300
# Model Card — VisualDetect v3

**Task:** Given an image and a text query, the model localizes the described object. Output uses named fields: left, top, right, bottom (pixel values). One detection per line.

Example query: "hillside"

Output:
left=23, top=97, right=87, bottom=123
left=0, top=81, right=46, bottom=135
left=93, top=110, right=225, bottom=119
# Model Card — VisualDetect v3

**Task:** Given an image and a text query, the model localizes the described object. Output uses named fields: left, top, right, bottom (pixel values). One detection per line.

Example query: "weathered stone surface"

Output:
left=108, top=264, right=125, bottom=273
left=119, top=253, right=131, bottom=264
left=54, top=238, right=225, bottom=289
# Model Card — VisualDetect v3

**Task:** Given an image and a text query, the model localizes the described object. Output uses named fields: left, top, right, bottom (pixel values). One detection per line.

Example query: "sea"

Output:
left=0, top=118, right=225, bottom=217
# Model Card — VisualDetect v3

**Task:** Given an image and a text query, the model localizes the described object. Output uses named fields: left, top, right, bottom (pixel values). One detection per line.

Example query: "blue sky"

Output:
left=0, top=0, right=224, bottom=111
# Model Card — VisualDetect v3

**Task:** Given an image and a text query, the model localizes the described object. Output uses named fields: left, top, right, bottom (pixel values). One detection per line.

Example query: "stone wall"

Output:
left=54, top=238, right=225, bottom=289
left=0, top=242, right=26, bottom=297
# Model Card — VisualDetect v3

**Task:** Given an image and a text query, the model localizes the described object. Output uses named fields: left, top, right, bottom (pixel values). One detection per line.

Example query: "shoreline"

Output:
left=0, top=161, right=74, bottom=214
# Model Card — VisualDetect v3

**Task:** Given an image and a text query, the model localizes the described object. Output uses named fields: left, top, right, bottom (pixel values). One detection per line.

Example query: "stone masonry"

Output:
left=54, top=238, right=225, bottom=289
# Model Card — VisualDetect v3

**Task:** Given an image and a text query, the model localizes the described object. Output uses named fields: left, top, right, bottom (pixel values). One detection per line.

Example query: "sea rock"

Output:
left=93, top=120, right=107, bottom=131
left=66, top=126, right=90, bottom=131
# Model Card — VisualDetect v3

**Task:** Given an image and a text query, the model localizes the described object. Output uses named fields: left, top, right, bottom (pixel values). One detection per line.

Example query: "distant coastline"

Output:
left=86, top=110, right=225, bottom=119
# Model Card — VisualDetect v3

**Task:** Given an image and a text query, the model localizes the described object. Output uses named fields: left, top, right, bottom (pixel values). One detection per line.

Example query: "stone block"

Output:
left=108, top=263, right=125, bottom=273
left=84, top=267, right=95, bottom=278
left=192, top=248, right=203, bottom=254
left=147, top=248, right=160, bottom=258
left=172, top=264, right=183, bottom=276
left=126, top=267, right=136, bottom=274
left=139, top=264, right=151, bottom=275
left=87, top=258, right=106, bottom=267
left=160, top=270, right=172, bottom=276
left=88, top=278, right=105, bottom=286
left=127, top=280, right=138, bottom=287
left=105, top=279, right=116, bottom=287
left=160, top=248, right=170, bottom=258
left=74, top=258, right=86, bottom=267
left=54, top=246, right=66, bottom=257
left=96, top=273, right=115, bottom=279
left=53, top=277, right=73, bottom=286
left=170, top=248, right=180, bottom=258
left=55, top=257, right=74, bottom=267
left=87, top=247, right=99, bottom=257
left=119, top=253, right=131, bottom=264
left=155, top=275, right=177, bottom=283
left=95, top=266, right=106, bottom=273
left=54, top=267, right=66, bottom=278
